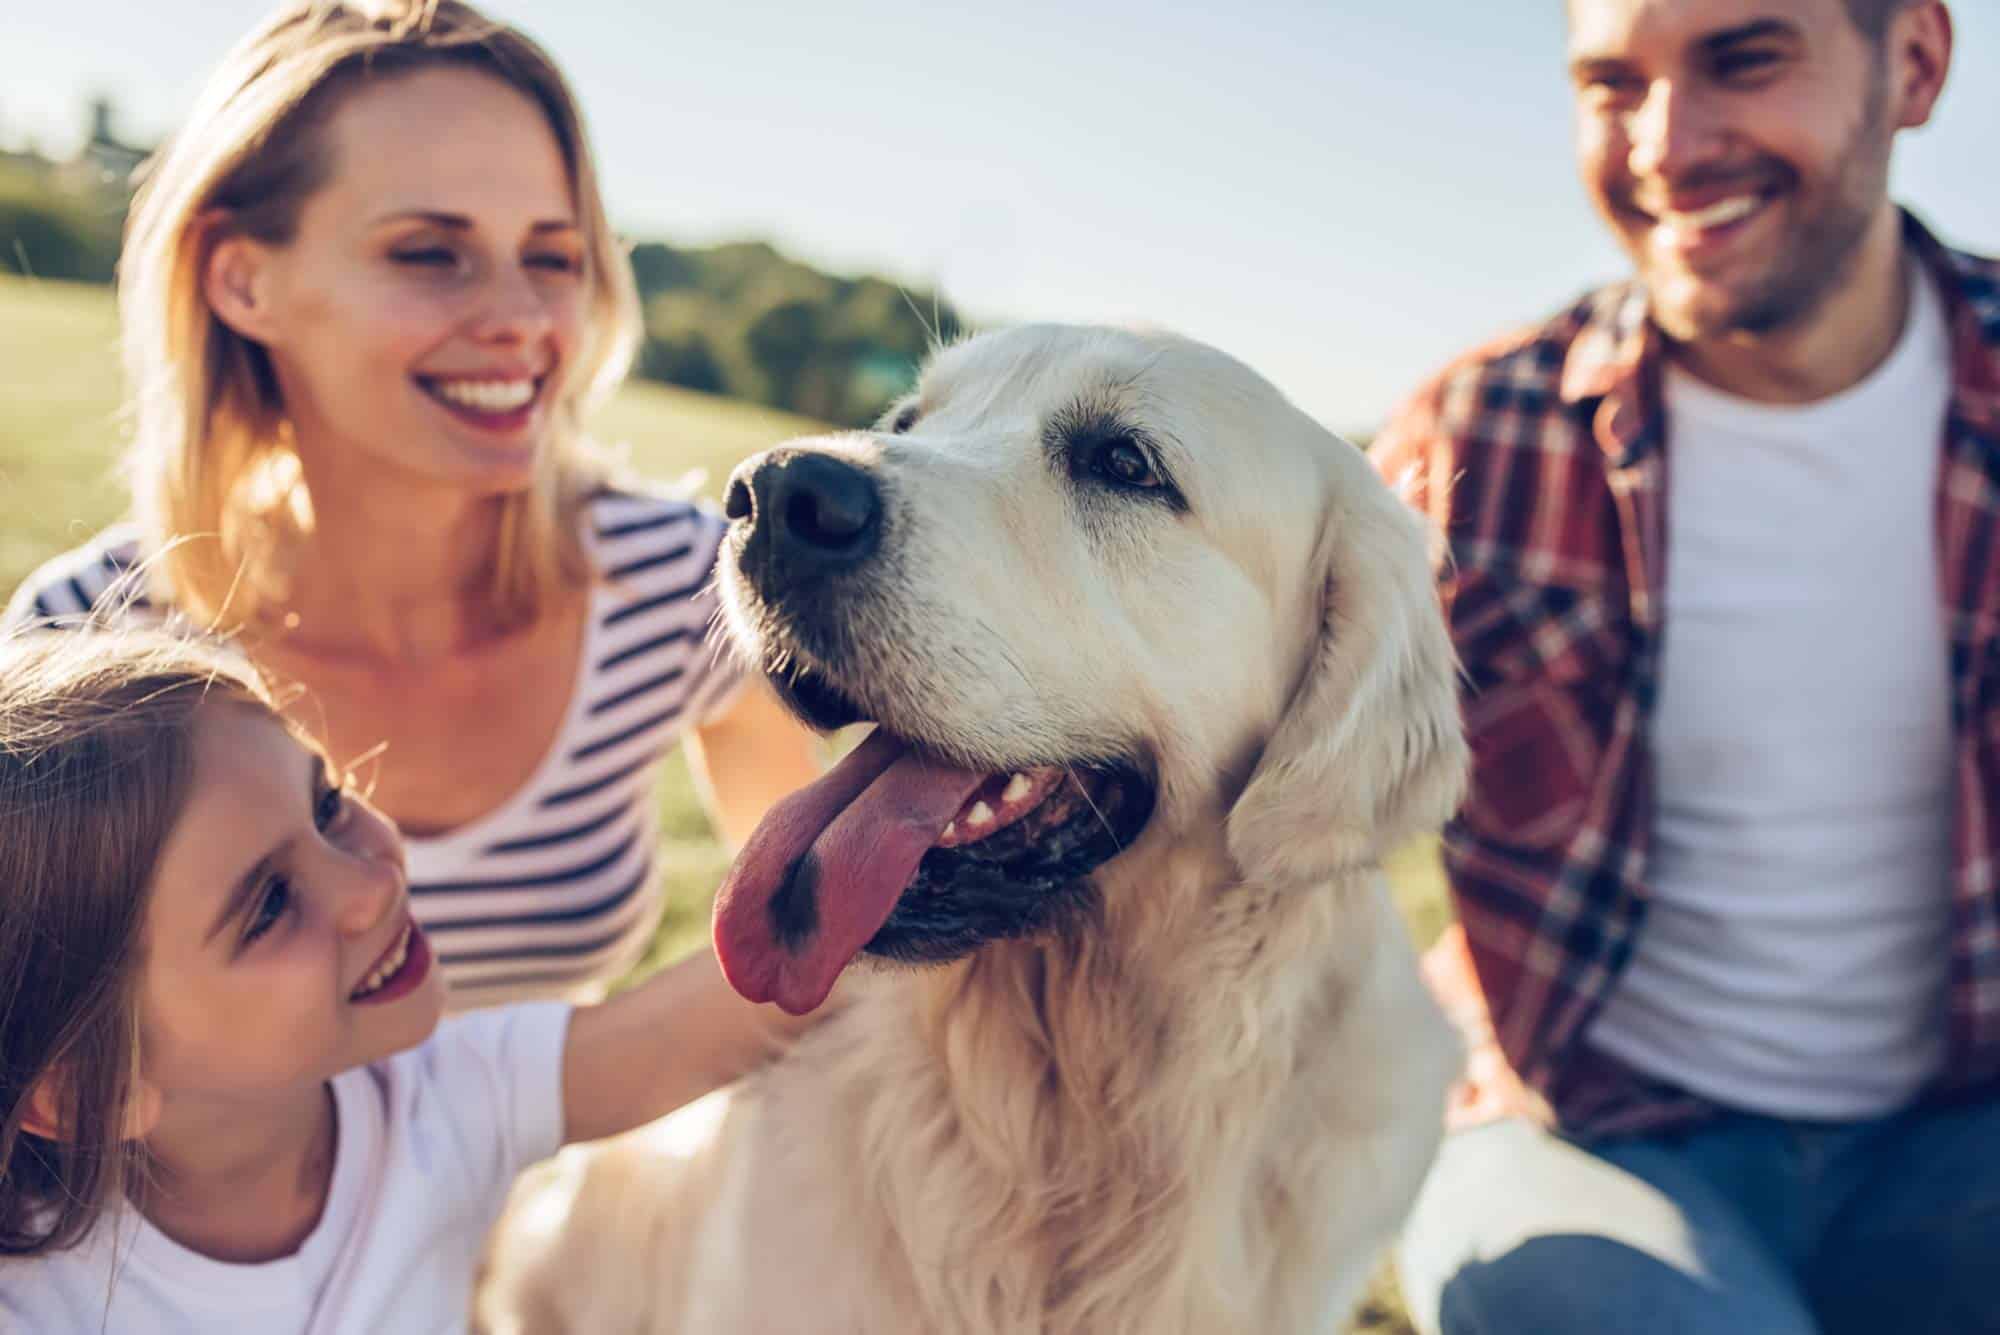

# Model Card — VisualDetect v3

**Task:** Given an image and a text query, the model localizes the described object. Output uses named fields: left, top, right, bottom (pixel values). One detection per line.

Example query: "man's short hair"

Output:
left=1843, top=0, right=1916, bottom=41
left=1564, top=1, right=1916, bottom=44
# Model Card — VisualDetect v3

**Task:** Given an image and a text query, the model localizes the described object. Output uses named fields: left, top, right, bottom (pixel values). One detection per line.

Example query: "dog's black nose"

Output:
left=729, top=449, right=883, bottom=587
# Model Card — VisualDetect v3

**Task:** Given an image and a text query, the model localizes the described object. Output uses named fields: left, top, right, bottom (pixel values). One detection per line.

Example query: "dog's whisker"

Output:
left=972, top=617, right=1036, bottom=697
left=896, top=284, right=941, bottom=353
left=1065, top=764, right=1123, bottom=852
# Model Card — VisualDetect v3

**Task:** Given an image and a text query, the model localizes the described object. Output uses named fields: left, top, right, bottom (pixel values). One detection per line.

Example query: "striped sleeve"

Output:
left=3, top=526, right=153, bottom=630
left=592, top=491, right=747, bottom=729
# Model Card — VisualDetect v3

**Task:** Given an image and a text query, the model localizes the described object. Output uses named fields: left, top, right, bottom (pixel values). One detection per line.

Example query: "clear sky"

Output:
left=5, top=2, right=1995, bottom=434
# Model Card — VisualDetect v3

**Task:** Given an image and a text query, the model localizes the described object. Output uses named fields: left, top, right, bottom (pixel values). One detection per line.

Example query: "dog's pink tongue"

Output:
left=714, top=727, right=986, bottom=1014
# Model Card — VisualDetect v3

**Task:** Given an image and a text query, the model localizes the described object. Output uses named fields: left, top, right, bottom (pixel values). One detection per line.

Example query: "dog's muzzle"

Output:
left=725, top=449, right=882, bottom=597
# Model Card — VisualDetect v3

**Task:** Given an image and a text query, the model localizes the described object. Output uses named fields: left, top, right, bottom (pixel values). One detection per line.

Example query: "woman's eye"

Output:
left=526, top=252, right=582, bottom=274
left=392, top=247, right=458, bottom=268
left=315, top=782, right=347, bottom=833
left=1095, top=436, right=1161, bottom=489
left=244, top=877, right=293, bottom=944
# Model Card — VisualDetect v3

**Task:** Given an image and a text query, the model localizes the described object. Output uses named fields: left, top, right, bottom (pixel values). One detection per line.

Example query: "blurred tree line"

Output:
left=1, top=114, right=962, bottom=428
left=0, top=162, right=125, bottom=286
left=629, top=238, right=961, bottom=426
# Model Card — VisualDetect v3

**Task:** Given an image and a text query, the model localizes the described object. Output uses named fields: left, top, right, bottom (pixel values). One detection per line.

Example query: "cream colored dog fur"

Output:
left=479, top=325, right=1466, bottom=1334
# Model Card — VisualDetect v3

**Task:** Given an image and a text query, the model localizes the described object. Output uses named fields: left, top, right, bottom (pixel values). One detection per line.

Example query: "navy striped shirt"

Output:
left=5, top=488, right=745, bottom=1004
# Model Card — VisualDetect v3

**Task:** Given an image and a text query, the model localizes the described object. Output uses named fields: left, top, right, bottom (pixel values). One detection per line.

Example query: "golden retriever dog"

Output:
left=479, top=325, right=1467, bottom=1334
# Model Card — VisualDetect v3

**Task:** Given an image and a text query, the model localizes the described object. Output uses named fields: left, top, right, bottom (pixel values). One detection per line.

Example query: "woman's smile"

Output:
left=415, top=371, right=549, bottom=439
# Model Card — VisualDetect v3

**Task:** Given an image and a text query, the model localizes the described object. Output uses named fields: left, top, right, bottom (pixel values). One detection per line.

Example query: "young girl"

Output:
left=0, top=630, right=815, bottom=1331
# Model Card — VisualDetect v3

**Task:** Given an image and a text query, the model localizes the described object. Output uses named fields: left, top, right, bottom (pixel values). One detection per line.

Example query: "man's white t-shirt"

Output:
left=1586, top=261, right=1956, bottom=1119
left=0, top=1002, right=571, bottom=1334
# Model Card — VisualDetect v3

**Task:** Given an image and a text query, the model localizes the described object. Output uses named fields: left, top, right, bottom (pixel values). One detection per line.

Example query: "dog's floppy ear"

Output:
left=1227, top=474, right=1467, bottom=889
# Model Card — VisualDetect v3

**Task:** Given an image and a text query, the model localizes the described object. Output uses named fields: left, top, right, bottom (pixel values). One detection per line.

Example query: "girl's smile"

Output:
left=348, top=914, right=434, bottom=1004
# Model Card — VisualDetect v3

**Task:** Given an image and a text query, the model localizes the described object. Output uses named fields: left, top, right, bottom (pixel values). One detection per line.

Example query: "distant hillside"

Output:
left=627, top=236, right=961, bottom=427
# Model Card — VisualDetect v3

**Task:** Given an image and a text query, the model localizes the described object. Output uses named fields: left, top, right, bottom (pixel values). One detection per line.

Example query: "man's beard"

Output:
left=1645, top=64, right=1896, bottom=343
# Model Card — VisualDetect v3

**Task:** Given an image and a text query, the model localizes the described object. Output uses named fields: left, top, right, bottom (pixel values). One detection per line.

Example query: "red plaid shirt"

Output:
left=1374, top=213, right=2000, bottom=1138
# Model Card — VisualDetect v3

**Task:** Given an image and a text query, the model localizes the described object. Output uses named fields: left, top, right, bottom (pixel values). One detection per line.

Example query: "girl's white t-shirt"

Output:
left=0, top=1002, right=571, bottom=1334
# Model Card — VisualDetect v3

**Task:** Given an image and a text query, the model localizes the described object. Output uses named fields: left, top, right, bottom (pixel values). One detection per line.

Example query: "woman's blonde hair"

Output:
left=119, top=0, right=641, bottom=630
left=0, top=630, right=277, bottom=1256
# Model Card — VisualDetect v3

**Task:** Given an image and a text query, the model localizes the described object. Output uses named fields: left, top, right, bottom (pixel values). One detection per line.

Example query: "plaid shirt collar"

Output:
left=1558, top=210, right=2000, bottom=449
left=1543, top=211, right=2000, bottom=636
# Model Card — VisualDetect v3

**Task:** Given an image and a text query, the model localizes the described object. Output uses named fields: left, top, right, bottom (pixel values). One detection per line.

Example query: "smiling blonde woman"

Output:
left=5, top=0, right=826, bottom=1007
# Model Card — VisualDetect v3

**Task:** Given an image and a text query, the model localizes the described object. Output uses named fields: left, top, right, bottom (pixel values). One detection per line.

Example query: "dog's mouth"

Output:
left=767, top=659, right=870, bottom=731
left=712, top=668, right=1154, bottom=1014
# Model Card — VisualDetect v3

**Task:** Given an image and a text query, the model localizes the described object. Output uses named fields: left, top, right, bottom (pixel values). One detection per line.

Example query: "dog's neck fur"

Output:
left=831, top=817, right=1390, bottom=1333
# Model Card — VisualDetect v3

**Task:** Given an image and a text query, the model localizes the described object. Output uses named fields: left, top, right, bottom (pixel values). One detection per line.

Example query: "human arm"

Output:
left=682, top=675, right=827, bottom=851
left=548, top=566, right=833, bottom=1141
left=557, top=678, right=834, bottom=1142
left=559, top=940, right=821, bottom=1145
left=1369, top=381, right=1458, bottom=552
left=1422, top=922, right=1552, bottom=1130
left=1372, top=387, right=1531, bottom=1129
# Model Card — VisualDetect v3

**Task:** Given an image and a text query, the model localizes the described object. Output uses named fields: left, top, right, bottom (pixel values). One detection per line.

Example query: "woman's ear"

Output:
left=202, top=218, right=281, bottom=345
left=20, top=1068, right=163, bottom=1143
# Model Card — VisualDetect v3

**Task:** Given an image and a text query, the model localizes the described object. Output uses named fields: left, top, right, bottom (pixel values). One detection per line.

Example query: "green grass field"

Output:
left=0, top=272, right=1439, bottom=1332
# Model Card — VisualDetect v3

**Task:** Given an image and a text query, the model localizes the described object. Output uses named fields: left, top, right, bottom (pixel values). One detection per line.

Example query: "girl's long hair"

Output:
left=0, top=630, right=274, bottom=1256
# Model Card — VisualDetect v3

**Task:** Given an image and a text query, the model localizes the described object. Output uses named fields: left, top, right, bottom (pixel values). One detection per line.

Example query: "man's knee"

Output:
left=1809, top=1096, right=2000, bottom=1335
left=1435, top=1234, right=1817, bottom=1335
left=1811, top=1217, right=2000, bottom=1335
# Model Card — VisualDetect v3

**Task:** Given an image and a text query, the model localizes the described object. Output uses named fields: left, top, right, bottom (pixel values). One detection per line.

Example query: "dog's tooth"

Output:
left=942, top=820, right=956, bottom=840
left=967, top=802, right=994, bottom=827
left=1002, top=774, right=1031, bottom=803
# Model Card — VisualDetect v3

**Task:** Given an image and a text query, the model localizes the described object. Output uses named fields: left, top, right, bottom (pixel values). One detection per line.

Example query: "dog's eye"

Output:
left=1093, top=436, right=1162, bottom=489
left=887, top=403, right=921, bottom=435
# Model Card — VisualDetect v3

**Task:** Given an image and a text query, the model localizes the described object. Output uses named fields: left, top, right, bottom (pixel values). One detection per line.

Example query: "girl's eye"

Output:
left=315, top=781, right=347, bottom=833
left=1094, top=436, right=1162, bottom=489
left=526, top=252, right=582, bottom=274
left=244, top=877, right=292, bottom=944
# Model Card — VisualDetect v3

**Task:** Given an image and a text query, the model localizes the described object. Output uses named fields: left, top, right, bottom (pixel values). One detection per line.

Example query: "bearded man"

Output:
left=1374, top=3, right=2000, bottom=1331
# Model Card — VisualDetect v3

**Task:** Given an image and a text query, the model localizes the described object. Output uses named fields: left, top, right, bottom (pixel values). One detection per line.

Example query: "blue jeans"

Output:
left=1395, top=1096, right=2000, bottom=1335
